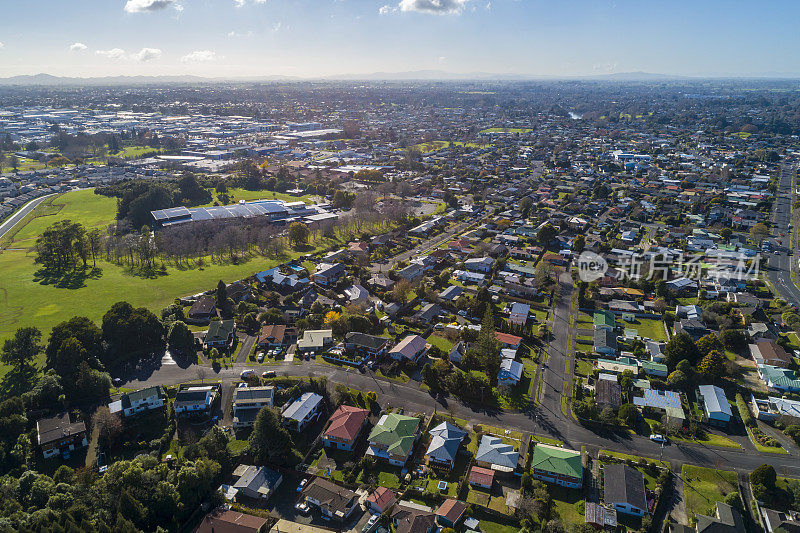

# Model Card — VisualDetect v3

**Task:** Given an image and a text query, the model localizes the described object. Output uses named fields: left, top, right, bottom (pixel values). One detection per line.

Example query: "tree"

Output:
left=102, top=301, right=165, bottom=360
left=719, top=328, right=748, bottom=351
left=750, top=222, right=770, bottom=245
left=537, top=223, right=557, bottom=245
left=248, top=407, right=294, bottom=464
left=663, top=331, right=699, bottom=368
left=666, top=369, right=689, bottom=391
left=288, top=222, right=310, bottom=247
left=750, top=464, right=777, bottom=492
left=519, top=197, right=533, bottom=218
left=167, top=321, right=195, bottom=355
left=92, top=406, right=123, bottom=449
left=572, top=234, right=585, bottom=253
left=695, top=333, right=724, bottom=358
left=698, top=350, right=726, bottom=380
left=618, top=403, right=639, bottom=427
left=1, top=326, right=42, bottom=375
left=216, top=280, right=227, bottom=308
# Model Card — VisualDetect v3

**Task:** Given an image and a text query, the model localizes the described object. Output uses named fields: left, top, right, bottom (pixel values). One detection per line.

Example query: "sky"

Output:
left=0, top=0, right=799, bottom=78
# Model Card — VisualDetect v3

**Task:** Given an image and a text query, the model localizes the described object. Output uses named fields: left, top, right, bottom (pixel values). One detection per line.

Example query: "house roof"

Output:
left=530, top=444, right=582, bottom=479
left=475, top=435, right=518, bottom=470
left=391, top=502, right=437, bottom=533
left=233, top=386, right=275, bottom=407
left=369, top=413, right=421, bottom=457
left=603, top=464, right=646, bottom=511
left=345, top=331, right=389, bottom=350
left=495, top=332, right=522, bottom=346
left=257, top=324, right=292, bottom=345
left=232, top=464, right=282, bottom=495
left=633, top=389, right=682, bottom=410
left=194, top=509, right=268, bottom=533
left=206, top=319, right=235, bottom=343
left=390, top=335, right=427, bottom=360
left=36, top=412, right=86, bottom=446
left=696, top=502, right=744, bottom=533
left=755, top=340, right=791, bottom=365
left=425, top=421, right=467, bottom=463
left=282, top=392, right=323, bottom=423
left=366, top=486, right=396, bottom=510
left=469, top=466, right=495, bottom=486
left=122, top=385, right=164, bottom=408
left=298, top=329, right=332, bottom=349
left=324, top=405, right=370, bottom=442
left=436, top=499, right=466, bottom=523
left=303, top=478, right=357, bottom=518
left=697, top=385, right=732, bottom=417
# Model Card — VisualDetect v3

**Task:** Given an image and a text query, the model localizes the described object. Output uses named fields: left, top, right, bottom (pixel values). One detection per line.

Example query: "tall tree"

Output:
left=1, top=327, right=42, bottom=374
left=248, top=407, right=294, bottom=465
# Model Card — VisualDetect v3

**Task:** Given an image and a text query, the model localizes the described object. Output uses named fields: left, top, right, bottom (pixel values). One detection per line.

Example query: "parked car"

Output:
left=649, top=434, right=668, bottom=444
left=262, top=370, right=276, bottom=378
left=296, top=479, right=307, bottom=492
left=294, top=501, right=310, bottom=514
left=240, top=369, right=255, bottom=379
left=257, top=352, right=264, bottom=363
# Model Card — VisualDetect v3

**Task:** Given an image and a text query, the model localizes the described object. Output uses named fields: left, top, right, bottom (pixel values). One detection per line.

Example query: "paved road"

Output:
left=0, top=193, right=57, bottom=241
left=768, top=163, right=800, bottom=304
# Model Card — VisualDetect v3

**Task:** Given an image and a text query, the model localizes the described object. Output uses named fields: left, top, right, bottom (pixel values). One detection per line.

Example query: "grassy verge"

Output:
left=681, top=465, right=738, bottom=523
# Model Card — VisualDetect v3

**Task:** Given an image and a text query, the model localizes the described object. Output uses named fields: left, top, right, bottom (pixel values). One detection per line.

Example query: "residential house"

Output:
left=436, top=499, right=467, bottom=528
left=509, top=302, right=530, bottom=327
left=344, top=332, right=390, bottom=358
left=367, top=413, right=421, bottom=466
left=584, top=502, right=619, bottom=530
left=368, top=273, right=395, bottom=290
left=233, top=386, right=275, bottom=428
left=762, top=507, right=800, bottom=533
left=675, top=304, right=703, bottom=320
left=641, top=360, right=668, bottom=378
left=302, top=478, right=359, bottom=522
left=693, top=502, right=744, bottom=533
left=425, top=421, right=467, bottom=471
left=397, top=263, right=424, bottom=282
left=322, top=405, right=370, bottom=451
left=389, top=335, right=428, bottom=363
left=36, top=412, right=88, bottom=459
left=256, top=324, right=297, bottom=349
left=633, top=389, right=685, bottom=426
left=108, top=386, right=166, bottom=418
left=391, top=502, right=437, bottom=533
left=594, top=310, right=616, bottom=331
left=475, top=435, right=519, bottom=473
left=697, top=385, right=732, bottom=428
left=603, top=464, right=647, bottom=516
left=412, top=303, right=442, bottom=325
left=174, top=386, right=217, bottom=415
left=674, top=319, right=708, bottom=339
left=530, top=444, right=583, bottom=488
left=195, top=509, right=268, bottom=533
left=596, top=378, right=622, bottom=409
left=297, top=329, right=333, bottom=353
left=498, top=359, right=524, bottom=387
left=453, top=269, right=486, bottom=285
left=726, top=291, right=761, bottom=308
left=366, top=487, right=396, bottom=514
left=438, top=285, right=463, bottom=302
left=646, top=341, right=666, bottom=363
left=312, top=263, right=345, bottom=286
left=187, top=296, right=216, bottom=324
left=204, top=319, right=236, bottom=349
left=282, top=392, right=324, bottom=431
left=468, top=466, right=495, bottom=489
left=594, top=329, right=618, bottom=355
left=759, top=365, right=800, bottom=393
left=751, top=395, right=800, bottom=422
left=231, top=464, right=283, bottom=500
left=227, top=281, right=251, bottom=303
left=750, top=340, right=792, bottom=368
left=495, top=332, right=522, bottom=350
left=465, top=256, right=494, bottom=273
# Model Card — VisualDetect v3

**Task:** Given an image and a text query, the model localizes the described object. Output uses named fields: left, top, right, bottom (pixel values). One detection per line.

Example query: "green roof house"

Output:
left=367, top=413, right=421, bottom=466
left=594, top=310, right=616, bottom=331
left=530, top=444, right=583, bottom=488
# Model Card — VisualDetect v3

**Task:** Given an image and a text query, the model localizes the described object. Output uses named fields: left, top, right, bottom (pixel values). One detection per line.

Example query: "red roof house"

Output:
left=495, top=332, right=522, bottom=349
left=366, top=486, right=396, bottom=514
left=322, top=405, right=370, bottom=451
left=436, top=499, right=467, bottom=527
left=469, top=466, right=495, bottom=489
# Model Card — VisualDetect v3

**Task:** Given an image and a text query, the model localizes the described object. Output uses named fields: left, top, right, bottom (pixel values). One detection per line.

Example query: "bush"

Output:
left=736, top=393, right=754, bottom=427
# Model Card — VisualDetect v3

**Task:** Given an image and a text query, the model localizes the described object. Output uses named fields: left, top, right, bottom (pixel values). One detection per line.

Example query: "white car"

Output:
left=649, top=434, right=668, bottom=444
left=257, top=352, right=264, bottom=363
left=294, top=501, right=310, bottom=514
left=240, top=369, right=255, bottom=379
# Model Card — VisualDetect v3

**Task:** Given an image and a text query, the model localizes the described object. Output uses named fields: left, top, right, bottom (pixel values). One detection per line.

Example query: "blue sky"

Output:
left=0, top=0, right=798, bottom=78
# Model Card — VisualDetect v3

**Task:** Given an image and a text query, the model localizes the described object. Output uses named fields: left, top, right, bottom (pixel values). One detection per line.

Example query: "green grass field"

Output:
left=204, top=188, right=317, bottom=206
left=681, top=465, right=738, bottom=522
left=632, top=318, right=668, bottom=341
left=478, top=127, right=532, bottom=134
left=0, top=188, right=366, bottom=375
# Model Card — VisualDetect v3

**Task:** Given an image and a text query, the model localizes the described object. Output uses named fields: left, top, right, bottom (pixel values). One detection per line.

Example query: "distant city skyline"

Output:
left=1, top=0, right=799, bottom=78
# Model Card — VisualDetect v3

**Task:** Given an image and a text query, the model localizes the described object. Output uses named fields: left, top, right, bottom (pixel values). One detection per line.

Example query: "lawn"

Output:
left=0, top=188, right=388, bottom=373
left=203, top=188, right=316, bottom=206
left=599, top=449, right=670, bottom=469
left=550, top=486, right=585, bottom=524
left=747, top=427, right=788, bottom=454
left=632, top=318, right=668, bottom=341
left=681, top=465, right=738, bottom=522
left=670, top=431, right=741, bottom=449
left=531, top=435, right=564, bottom=447
left=574, top=358, right=593, bottom=377
left=109, top=145, right=163, bottom=159
left=426, top=334, right=455, bottom=353
left=496, top=359, right=536, bottom=409
left=477, top=517, right=520, bottom=533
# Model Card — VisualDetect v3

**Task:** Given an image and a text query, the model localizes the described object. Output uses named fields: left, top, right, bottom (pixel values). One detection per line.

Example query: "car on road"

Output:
left=296, top=479, right=307, bottom=492
left=257, top=352, right=264, bottom=363
left=649, top=434, right=668, bottom=444
left=262, top=370, right=276, bottom=378
left=240, top=369, right=255, bottom=379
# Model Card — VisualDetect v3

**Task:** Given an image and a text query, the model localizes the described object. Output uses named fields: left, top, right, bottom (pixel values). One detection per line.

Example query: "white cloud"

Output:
left=227, top=30, right=255, bottom=37
left=0, top=42, right=4, bottom=50
left=272, top=21, right=282, bottom=31
left=174, top=3, right=184, bottom=12
left=130, top=47, right=163, bottom=61
left=69, top=42, right=88, bottom=52
left=96, top=48, right=127, bottom=60
left=181, top=50, right=218, bottom=63
left=398, top=0, right=468, bottom=14
left=379, top=4, right=396, bottom=14
left=124, top=0, right=176, bottom=13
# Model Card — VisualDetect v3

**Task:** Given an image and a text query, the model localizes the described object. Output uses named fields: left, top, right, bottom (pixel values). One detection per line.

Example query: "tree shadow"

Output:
left=0, top=365, right=38, bottom=398
left=33, top=265, right=103, bottom=289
